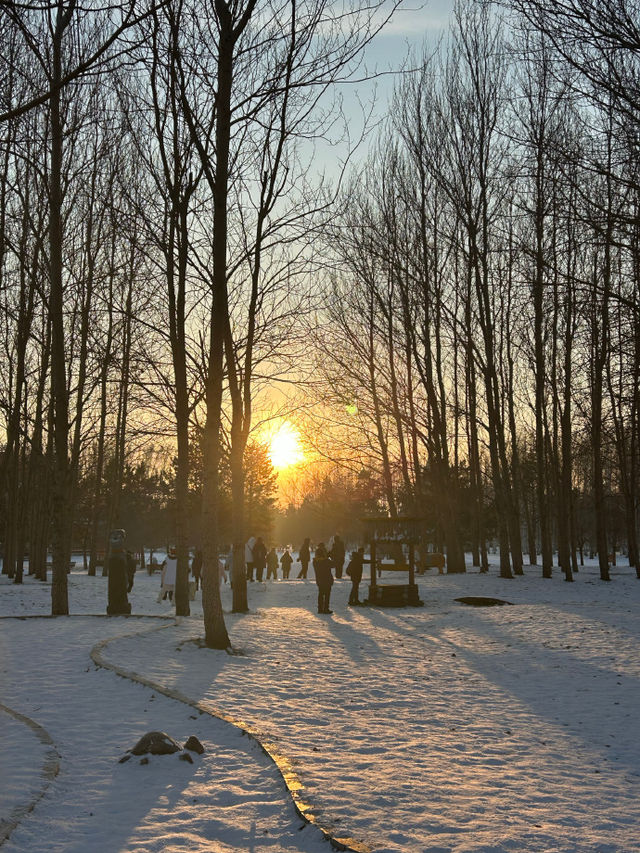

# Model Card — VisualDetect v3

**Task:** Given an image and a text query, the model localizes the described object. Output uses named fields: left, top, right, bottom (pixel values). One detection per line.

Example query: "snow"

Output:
left=1, top=558, right=639, bottom=852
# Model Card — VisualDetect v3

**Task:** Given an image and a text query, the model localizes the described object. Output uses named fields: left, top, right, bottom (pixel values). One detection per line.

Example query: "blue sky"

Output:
left=377, top=0, right=455, bottom=39
left=316, top=1, right=455, bottom=174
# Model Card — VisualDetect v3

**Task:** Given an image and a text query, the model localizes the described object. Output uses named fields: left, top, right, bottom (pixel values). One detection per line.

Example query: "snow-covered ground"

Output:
left=1, top=558, right=639, bottom=852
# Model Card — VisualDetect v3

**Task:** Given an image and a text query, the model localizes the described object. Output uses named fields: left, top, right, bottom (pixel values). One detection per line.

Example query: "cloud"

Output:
left=374, top=0, right=454, bottom=37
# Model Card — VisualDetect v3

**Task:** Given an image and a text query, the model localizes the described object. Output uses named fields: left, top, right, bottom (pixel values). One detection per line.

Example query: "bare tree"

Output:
left=510, top=0, right=640, bottom=121
left=174, top=0, right=400, bottom=643
left=118, top=4, right=206, bottom=615
left=0, top=0, right=156, bottom=123
left=428, top=1, right=516, bottom=577
left=510, top=28, right=566, bottom=576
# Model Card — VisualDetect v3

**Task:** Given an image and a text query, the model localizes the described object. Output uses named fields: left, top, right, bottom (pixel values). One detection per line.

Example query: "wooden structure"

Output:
left=361, top=517, right=424, bottom=607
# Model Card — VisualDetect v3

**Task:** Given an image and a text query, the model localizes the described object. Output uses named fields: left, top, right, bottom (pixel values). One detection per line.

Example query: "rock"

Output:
left=140, top=757, right=149, bottom=765
left=130, top=731, right=182, bottom=756
left=184, top=736, right=204, bottom=755
left=118, top=753, right=132, bottom=764
left=179, top=752, right=194, bottom=763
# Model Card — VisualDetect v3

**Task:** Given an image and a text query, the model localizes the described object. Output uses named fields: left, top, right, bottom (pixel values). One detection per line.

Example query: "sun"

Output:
left=266, top=422, right=304, bottom=470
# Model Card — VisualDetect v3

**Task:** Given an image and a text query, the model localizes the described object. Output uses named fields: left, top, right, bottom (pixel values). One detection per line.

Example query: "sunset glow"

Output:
left=266, top=422, right=304, bottom=470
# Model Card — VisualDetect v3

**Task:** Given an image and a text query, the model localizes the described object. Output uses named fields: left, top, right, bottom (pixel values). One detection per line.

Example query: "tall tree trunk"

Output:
left=504, top=221, right=524, bottom=575
left=533, top=143, right=553, bottom=578
left=105, top=244, right=135, bottom=565
left=88, top=229, right=116, bottom=576
left=171, top=197, right=194, bottom=616
left=592, top=119, right=614, bottom=582
left=465, top=286, right=487, bottom=572
left=185, top=0, right=256, bottom=648
left=29, top=315, right=52, bottom=581
left=367, top=298, right=397, bottom=516
left=558, top=252, right=574, bottom=581
left=49, top=2, right=76, bottom=615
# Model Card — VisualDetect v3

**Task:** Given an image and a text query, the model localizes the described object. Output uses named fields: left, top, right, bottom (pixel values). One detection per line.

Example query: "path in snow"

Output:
left=102, top=568, right=640, bottom=853
left=0, top=615, right=335, bottom=853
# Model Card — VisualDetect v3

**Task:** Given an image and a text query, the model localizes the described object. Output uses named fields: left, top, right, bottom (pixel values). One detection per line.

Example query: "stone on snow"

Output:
left=184, top=736, right=205, bottom=754
left=130, top=731, right=182, bottom=756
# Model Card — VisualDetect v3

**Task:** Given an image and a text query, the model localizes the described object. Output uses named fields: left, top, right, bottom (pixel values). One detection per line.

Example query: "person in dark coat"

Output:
left=253, top=536, right=267, bottom=582
left=266, top=547, right=279, bottom=580
left=297, top=537, right=311, bottom=579
left=191, top=548, right=203, bottom=590
left=346, top=547, right=365, bottom=605
left=313, top=542, right=334, bottom=613
left=280, top=548, right=293, bottom=579
left=330, top=535, right=346, bottom=579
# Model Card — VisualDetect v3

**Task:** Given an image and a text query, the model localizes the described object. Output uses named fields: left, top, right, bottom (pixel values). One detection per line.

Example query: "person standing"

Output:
left=160, top=547, right=177, bottom=602
left=280, top=548, right=293, bottom=579
left=297, top=537, right=311, bottom=579
left=266, top=547, right=279, bottom=580
left=253, top=536, right=267, bottom=582
left=313, top=542, right=334, bottom=614
left=245, top=536, right=256, bottom=581
left=347, top=547, right=365, bottom=605
left=218, top=554, right=229, bottom=584
left=191, top=548, right=203, bottom=591
left=330, top=534, right=346, bottom=579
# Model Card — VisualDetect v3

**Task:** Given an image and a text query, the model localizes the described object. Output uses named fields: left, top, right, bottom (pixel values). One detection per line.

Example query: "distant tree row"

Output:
left=311, top=0, right=640, bottom=581
left=65, top=439, right=277, bottom=568
left=275, top=467, right=383, bottom=548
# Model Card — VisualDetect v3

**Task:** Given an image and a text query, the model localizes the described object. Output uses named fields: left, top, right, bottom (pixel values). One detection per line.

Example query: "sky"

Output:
left=374, top=0, right=456, bottom=45
left=301, top=0, right=456, bottom=182
left=362, top=1, right=456, bottom=119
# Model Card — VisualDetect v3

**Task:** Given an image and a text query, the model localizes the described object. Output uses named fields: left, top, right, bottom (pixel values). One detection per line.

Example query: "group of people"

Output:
left=243, top=534, right=346, bottom=581
left=157, top=536, right=368, bottom=615
left=157, top=546, right=205, bottom=602
left=244, top=534, right=365, bottom=614
left=244, top=536, right=279, bottom=582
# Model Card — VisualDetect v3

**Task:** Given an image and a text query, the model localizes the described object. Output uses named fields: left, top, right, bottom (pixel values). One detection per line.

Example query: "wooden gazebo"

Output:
left=361, top=516, right=425, bottom=607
